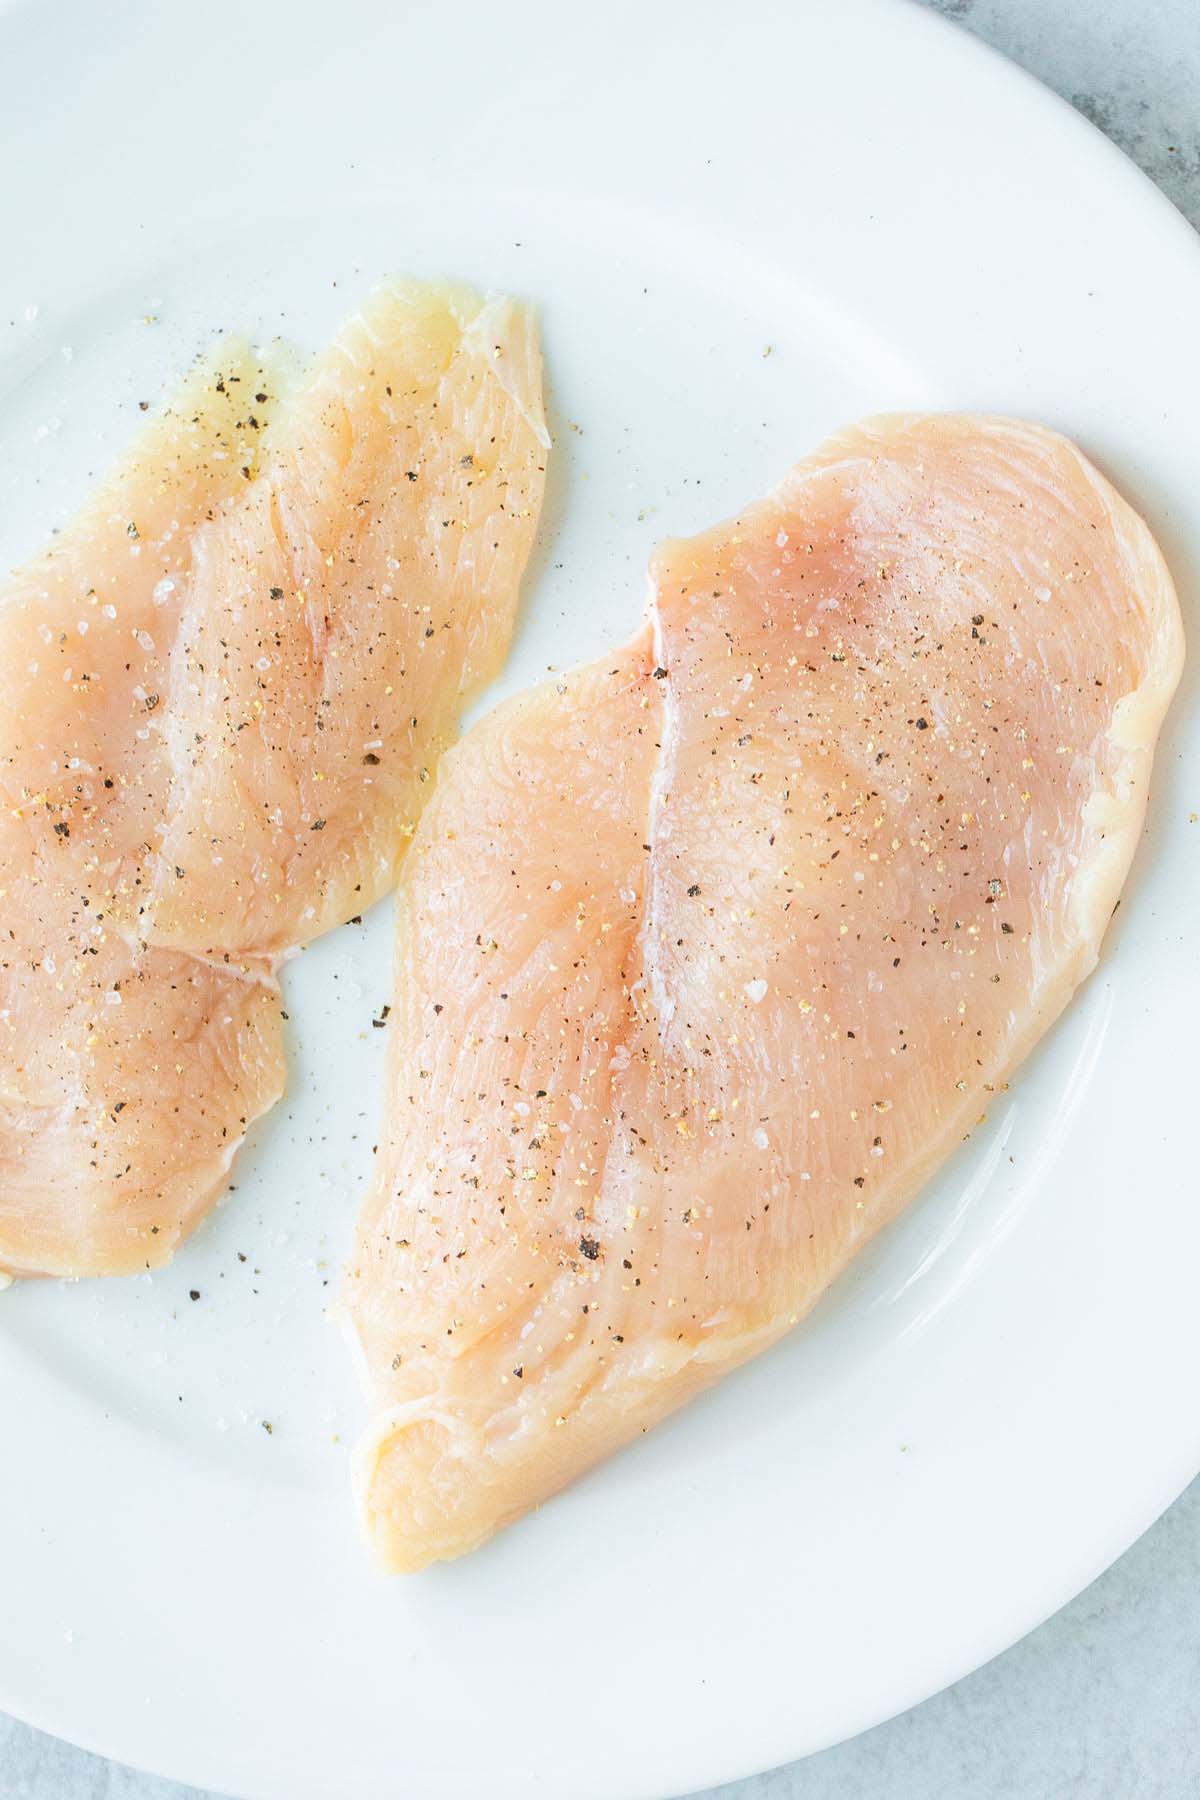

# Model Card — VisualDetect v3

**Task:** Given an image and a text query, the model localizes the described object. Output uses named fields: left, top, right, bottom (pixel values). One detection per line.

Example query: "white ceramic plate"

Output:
left=1, top=2, right=1197, bottom=1796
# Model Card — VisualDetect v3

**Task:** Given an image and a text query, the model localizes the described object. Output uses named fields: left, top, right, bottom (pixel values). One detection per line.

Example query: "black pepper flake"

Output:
left=853, top=1176, right=865, bottom=1188
left=269, top=586, right=284, bottom=599
left=53, top=821, right=70, bottom=838
left=189, top=1289, right=200, bottom=1302
left=362, top=752, right=381, bottom=765
left=652, top=666, right=669, bottom=680
left=579, top=1235, right=601, bottom=1260
left=687, top=883, right=701, bottom=897
left=914, top=717, right=929, bottom=731
left=310, top=818, right=326, bottom=831
left=512, top=1366, right=523, bottom=1379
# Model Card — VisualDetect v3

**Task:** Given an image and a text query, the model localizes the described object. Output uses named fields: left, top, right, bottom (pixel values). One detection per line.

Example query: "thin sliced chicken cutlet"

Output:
left=0, top=280, right=548, bottom=1279
left=344, top=413, right=1183, bottom=1571
left=0, top=345, right=287, bottom=1279
left=146, top=282, right=548, bottom=957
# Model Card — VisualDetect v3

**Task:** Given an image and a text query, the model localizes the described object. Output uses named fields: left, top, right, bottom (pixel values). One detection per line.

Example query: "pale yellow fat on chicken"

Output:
left=343, top=414, right=1182, bottom=1571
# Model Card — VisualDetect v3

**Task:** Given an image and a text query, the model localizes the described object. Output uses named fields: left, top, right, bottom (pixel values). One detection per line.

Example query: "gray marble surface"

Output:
left=3, top=1, right=1198, bottom=1796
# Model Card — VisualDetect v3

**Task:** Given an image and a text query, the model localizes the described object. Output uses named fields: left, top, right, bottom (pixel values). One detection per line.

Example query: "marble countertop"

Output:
left=4, top=1, right=1198, bottom=1796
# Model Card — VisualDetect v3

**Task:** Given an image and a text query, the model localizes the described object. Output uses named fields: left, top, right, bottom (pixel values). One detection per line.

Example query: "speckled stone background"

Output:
left=3, top=1, right=1198, bottom=1796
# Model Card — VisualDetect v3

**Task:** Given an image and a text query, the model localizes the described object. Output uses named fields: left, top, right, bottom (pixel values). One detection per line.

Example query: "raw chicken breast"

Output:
left=0, top=280, right=548, bottom=1278
left=344, top=414, right=1182, bottom=1571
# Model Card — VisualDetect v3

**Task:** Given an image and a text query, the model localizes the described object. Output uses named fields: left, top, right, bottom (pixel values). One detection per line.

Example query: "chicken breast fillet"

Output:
left=344, top=414, right=1182, bottom=1570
